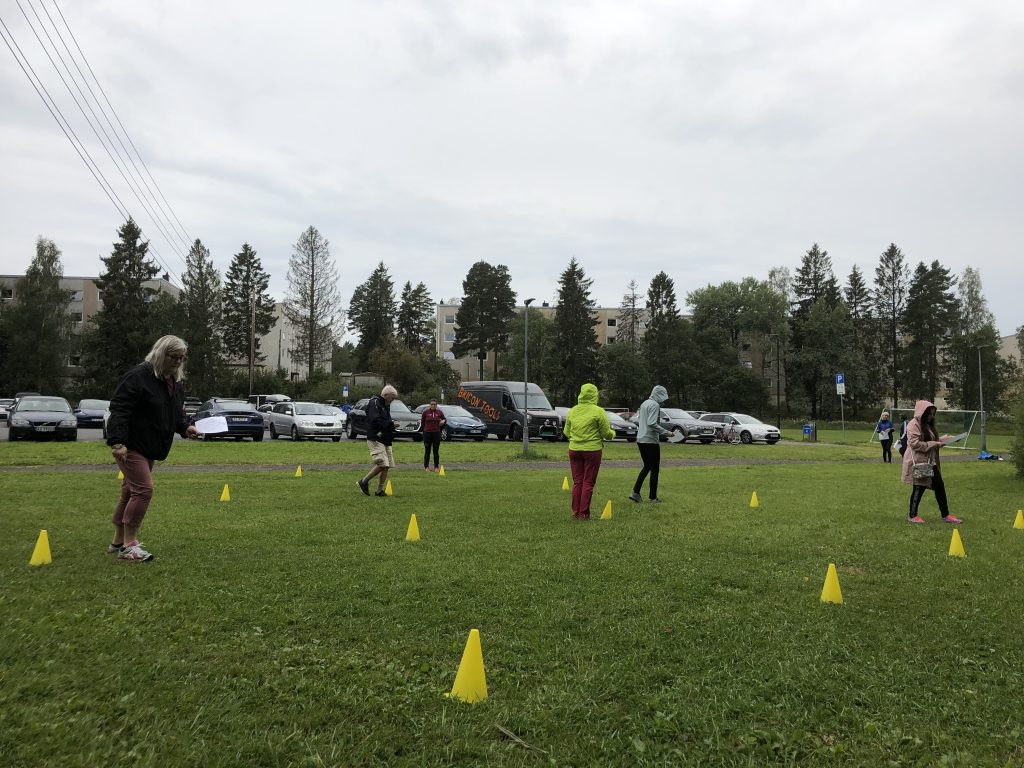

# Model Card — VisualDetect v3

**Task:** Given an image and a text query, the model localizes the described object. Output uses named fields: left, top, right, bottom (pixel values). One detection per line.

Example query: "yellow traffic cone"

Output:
left=294, top=465, right=303, bottom=478
left=29, top=530, right=52, bottom=566
left=117, top=470, right=124, bottom=480
left=749, top=491, right=759, bottom=508
left=406, top=514, right=421, bottom=541
left=449, top=629, right=488, bottom=703
left=438, top=465, right=446, bottom=477
left=562, top=476, right=570, bottom=491
left=1014, top=510, right=1024, bottom=530
left=219, top=484, right=231, bottom=502
left=949, top=529, right=966, bottom=558
left=385, top=479, right=394, bottom=496
left=600, top=500, right=612, bottom=520
left=820, top=563, right=843, bottom=604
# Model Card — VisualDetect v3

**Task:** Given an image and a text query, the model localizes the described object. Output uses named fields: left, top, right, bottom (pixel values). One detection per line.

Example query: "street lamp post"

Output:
left=769, top=334, right=781, bottom=429
left=248, top=286, right=256, bottom=398
left=522, top=298, right=535, bottom=456
left=977, top=345, right=987, bottom=453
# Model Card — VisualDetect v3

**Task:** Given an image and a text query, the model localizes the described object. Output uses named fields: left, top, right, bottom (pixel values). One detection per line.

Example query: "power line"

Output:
left=16, top=0, right=190, bottom=268
left=0, top=10, right=181, bottom=285
left=49, top=0, right=196, bottom=249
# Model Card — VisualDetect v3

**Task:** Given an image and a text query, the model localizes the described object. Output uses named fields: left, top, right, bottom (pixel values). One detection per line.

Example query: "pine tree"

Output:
left=843, top=265, right=886, bottom=416
left=789, top=244, right=842, bottom=419
left=617, top=280, right=644, bottom=349
left=222, top=243, right=275, bottom=371
left=873, top=243, right=909, bottom=407
left=644, top=271, right=693, bottom=405
left=450, top=261, right=516, bottom=379
left=284, top=226, right=342, bottom=379
left=83, top=218, right=160, bottom=395
left=396, top=281, right=434, bottom=351
left=348, top=262, right=397, bottom=369
left=551, top=258, right=600, bottom=402
left=1, top=237, right=73, bottom=393
left=945, top=267, right=1006, bottom=410
left=177, top=239, right=223, bottom=399
left=902, top=261, right=958, bottom=401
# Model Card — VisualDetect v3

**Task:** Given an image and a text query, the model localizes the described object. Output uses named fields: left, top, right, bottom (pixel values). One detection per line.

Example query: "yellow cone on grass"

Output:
left=406, top=514, right=421, bottom=541
left=600, top=500, right=612, bottom=520
left=1014, top=510, right=1024, bottom=530
left=29, top=530, right=52, bottom=566
left=749, top=491, right=759, bottom=508
left=949, top=528, right=966, bottom=558
left=820, top=563, right=843, bottom=604
left=294, top=465, right=303, bottom=478
left=562, top=476, right=570, bottom=491
left=117, top=470, right=124, bottom=480
left=220, top=484, right=231, bottom=502
left=438, top=465, right=446, bottom=477
left=449, top=628, right=488, bottom=703
left=385, top=479, right=394, bottom=496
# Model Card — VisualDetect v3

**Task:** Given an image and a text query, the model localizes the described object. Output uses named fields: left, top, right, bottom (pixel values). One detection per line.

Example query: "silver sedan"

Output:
left=266, top=401, right=346, bottom=441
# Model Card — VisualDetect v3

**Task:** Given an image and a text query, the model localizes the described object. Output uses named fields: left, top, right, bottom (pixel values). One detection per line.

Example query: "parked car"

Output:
left=628, top=408, right=716, bottom=444
left=7, top=395, right=78, bottom=441
left=192, top=398, right=265, bottom=441
left=413, top=403, right=488, bottom=441
left=553, top=406, right=571, bottom=440
left=346, top=398, right=422, bottom=441
left=266, top=401, right=346, bottom=441
left=74, top=398, right=110, bottom=428
left=456, top=381, right=561, bottom=441
left=257, top=402, right=275, bottom=427
left=0, top=397, right=15, bottom=422
left=324, top=405, right=348, bottom=425
left=698, top=412, right=781, bottom=444
left=184, top=397, right=203, bottom=419
left=606, top=410, right=638, bottom=442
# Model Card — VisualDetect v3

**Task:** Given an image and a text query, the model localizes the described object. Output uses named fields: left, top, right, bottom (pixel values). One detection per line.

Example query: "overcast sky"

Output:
left=2, top=0, right=1022, bottom=338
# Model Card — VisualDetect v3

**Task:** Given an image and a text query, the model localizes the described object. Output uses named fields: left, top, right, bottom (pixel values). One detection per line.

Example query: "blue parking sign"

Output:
left=836, top=373, right=845, bottom=385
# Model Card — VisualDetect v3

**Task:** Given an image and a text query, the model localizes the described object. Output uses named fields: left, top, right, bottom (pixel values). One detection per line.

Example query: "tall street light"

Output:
left=977, top=344, right=988, bottom=453
left=769, top=334, right=781, bottom=429
left=522, top=298, right=535, bottom=456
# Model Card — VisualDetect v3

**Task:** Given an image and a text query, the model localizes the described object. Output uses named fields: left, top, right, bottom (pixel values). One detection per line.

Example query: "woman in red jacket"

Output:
left=419, top=399, right=447, bottom=472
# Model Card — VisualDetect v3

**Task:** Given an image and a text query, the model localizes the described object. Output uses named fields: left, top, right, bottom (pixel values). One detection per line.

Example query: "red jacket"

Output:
left=420, top=407, right=446, bottom=433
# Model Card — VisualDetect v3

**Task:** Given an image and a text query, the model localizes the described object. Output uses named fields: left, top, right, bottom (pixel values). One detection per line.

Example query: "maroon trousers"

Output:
left=568, top=449, right=603, bottom=520
left=113, top=450, right=154, bottom=529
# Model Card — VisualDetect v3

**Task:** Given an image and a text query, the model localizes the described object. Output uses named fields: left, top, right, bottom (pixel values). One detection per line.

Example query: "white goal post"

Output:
left=867, top=409, right=980, bottom=450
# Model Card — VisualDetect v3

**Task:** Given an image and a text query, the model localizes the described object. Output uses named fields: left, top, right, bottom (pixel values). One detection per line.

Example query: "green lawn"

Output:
left=2, top=453, right=1023, bottom=766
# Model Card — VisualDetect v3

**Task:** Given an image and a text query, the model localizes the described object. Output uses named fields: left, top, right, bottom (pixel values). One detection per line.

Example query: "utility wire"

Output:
left=50, top=0, right=196, bottom=249
left=37, top=0, right=194, bottom=253
left=16, top=0, right=189, bottom=270
left=0, top=12, right=180, bottom=285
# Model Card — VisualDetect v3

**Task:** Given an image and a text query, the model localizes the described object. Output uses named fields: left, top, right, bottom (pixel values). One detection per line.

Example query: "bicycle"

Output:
left=721, top=422, right=742, bottom=445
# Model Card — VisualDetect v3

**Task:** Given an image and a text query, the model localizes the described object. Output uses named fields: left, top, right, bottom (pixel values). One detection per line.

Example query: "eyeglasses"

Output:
left=167, top=353, right=187, bottom=362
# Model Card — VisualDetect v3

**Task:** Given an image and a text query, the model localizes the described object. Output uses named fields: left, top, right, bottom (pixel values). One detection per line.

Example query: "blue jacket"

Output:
left=636, top=385, right=671, bottom=444
left=876, top=418, right=894, bottom=440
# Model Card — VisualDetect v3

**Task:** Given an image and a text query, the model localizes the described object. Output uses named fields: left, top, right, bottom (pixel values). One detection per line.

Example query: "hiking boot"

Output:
left=942, top=515, right=962, bottom=524
left=908, top=515, right=926, bottom=524
left=118, top=544, right=154, bottom=562
left=357, top=479, right=370, bottom=496
left=375, top=488, right=387, bottom=497
left=628, top=492, right=642, bottom=503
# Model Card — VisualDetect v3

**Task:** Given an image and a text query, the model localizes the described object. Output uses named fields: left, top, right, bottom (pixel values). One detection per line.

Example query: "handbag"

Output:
left=911, top=462, right=934, bottom=480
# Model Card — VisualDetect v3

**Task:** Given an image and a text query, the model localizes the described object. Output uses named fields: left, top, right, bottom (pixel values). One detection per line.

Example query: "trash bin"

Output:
left=803, top=422, right=817, bottom=442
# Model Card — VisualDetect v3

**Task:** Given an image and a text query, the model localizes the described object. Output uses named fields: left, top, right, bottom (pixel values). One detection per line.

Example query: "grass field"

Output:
left=2, top=445, right=1023, bottom=766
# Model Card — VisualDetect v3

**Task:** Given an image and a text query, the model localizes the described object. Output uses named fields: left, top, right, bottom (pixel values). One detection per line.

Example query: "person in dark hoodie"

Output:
left=629, top=385, right=673, bottom=503
left=358, top=384, right=399, bottom=497
left=902, top=399, right=961, bottom=525
left=105, top=335, right=199, bottom=562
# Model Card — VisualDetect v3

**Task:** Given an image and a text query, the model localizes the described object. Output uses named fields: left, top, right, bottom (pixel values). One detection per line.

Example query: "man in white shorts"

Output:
left=358, top=385, right=399, bottom=497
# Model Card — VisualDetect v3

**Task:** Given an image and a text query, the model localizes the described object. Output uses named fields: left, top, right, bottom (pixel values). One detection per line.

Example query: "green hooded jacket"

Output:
left=564, top=383, right=615, bottom=451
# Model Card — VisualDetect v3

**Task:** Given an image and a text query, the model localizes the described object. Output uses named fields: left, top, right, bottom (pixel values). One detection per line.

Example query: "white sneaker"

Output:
left=118, top=544, right=154, bottom=562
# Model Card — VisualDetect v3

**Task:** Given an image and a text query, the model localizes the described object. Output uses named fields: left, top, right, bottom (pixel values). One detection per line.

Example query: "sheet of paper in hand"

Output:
left=941, top=431, right=969, bottom=445
left=667, top=430, right=686, bottom=443
left=193, top=416, right=229, bottom=434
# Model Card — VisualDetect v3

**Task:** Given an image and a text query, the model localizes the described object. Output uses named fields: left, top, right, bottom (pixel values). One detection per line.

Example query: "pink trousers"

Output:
left=113, top=450, right=154, bottom=529
left=568, top=449, right=603, bottom=520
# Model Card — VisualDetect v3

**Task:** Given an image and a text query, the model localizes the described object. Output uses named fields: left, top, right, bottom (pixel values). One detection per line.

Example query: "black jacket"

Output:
left=365, top=395, right=394, bottom=446
left=106, top=362, right=189, bottom=461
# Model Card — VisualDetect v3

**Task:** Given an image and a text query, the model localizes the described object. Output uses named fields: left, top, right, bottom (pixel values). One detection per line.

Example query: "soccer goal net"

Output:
left=868, top=409, right=980, bottom=450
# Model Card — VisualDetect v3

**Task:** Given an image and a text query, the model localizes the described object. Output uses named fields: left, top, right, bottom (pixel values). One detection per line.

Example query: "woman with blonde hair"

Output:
left=105, top=335, right=199, bottom=561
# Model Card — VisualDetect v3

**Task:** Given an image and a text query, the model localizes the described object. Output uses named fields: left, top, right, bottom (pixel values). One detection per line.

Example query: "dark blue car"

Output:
left=74, top=399, right=110, bottom=429
left=193, top=398, right=265, bottom=442
left=414, top=403, right=488, bottom=442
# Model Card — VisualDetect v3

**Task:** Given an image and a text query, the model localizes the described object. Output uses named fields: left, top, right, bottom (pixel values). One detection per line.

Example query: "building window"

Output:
left=1, top=288, right=13, bottom=300
left=607, top=318, right=617, bottom=327
left=69, top=355, right=82, bottom=367
left=444, top=333, right=456, bottom=343
left=444, top=315, right=456, bottom=324
left=70, top=311, right=83, bottom=323
left=607, top=337, right=615, bottom=344
left=70, top=290, right=84, bottom=301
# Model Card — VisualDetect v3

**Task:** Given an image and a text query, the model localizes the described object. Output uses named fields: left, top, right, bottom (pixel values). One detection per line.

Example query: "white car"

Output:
left=265, top=401, right=346, bottom=441
left=698, top=412, right=781, bottom=444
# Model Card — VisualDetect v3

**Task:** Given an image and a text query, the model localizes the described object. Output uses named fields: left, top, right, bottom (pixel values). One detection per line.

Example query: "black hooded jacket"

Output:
left=105, top=362, right=189, bottom=461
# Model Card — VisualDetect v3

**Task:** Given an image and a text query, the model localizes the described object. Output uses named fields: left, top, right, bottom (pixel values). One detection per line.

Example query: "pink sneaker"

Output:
left=942, top=515, right=962, bottom=524
left=908, top=515, right=926, bottom=524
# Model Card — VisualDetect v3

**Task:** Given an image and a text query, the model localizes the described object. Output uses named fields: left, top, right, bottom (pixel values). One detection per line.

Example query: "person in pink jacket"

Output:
left=901, top=399, right=961, bottom=524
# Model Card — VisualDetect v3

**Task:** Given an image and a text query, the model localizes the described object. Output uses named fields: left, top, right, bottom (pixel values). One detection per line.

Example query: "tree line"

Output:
left=0, top=222, right=1020, bottom=420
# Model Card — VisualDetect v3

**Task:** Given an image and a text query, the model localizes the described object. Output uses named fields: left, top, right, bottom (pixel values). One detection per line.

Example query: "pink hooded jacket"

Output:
left=901, top=399, right=944, bottom=487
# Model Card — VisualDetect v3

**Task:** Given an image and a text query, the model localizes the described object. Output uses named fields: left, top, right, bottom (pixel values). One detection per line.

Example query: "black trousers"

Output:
left=909, top=466, right=951, bottom=519
left=880, top=438, right=892, bottom=463
left=422, top=431, right=441, bottom=468
left=633, top=442, right=660, bottom=499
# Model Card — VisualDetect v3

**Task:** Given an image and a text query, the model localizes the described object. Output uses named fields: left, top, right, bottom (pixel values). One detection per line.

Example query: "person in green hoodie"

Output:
left=629, top=384, right=673, bottom=503
left=563, top=383, right=616, bottom=521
